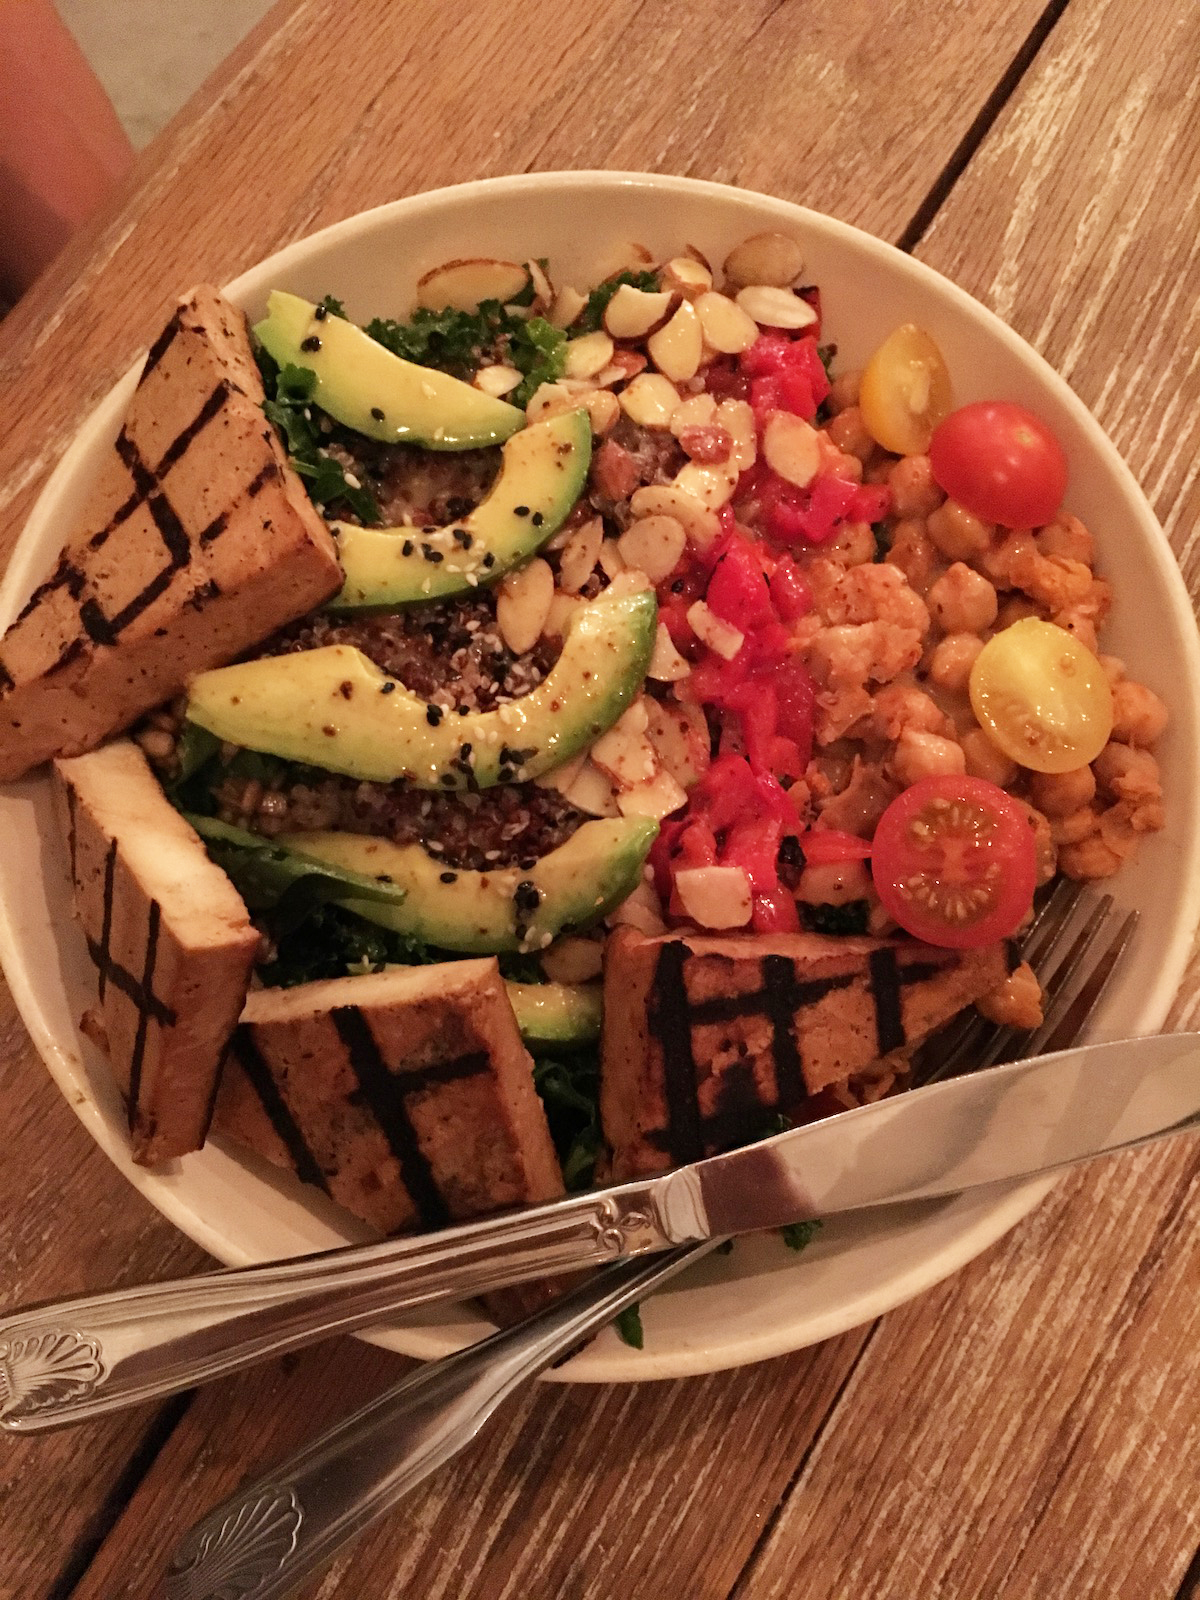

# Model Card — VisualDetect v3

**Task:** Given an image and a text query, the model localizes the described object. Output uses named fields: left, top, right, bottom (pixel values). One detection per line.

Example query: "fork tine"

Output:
left=1031, top=906, right=1138, bottom=1056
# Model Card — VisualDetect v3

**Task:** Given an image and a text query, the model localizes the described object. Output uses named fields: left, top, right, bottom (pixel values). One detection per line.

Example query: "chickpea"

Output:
left=1008, top=548, right=1093, bottom=612
left=960, top=728, right=1018, bottom=788
left=825, top=519, right=875, bottom=566
left=976, top=962, right=1044, bottom=1029
left=1097, top=802, right=1144, bottom=860
left=889, top=729, right=966, bottom=786
left=1014, top=799, right=1058, bottom=885
left=882, top=518, right=938, bottom=592
left=827, top=369, right=862, bottom=414
left=133, top=726, right=175, bottom=762
left=926, top=562, right=999, bottom=634
left=929, top=631, right=985, bottom=693
left=797, top=858, right=872, bottom=905
left=1092, top=742, right=1161, bottom=804
left=995, top=595, right=1042, bottom=630
left=1098, top=653, right=1126, bottom=685
left=1028, top=765, right=1096, bottom=817
left=1049, top=805, right=1102, bottom=846
left=927, top=499, right=994, bottom=560
left=1038, top=512, right=1094, bottom=567
left=1052, top=611, right=1098, bottom=654
left=871, top=684, right=950, bottom=740
left=1110, top=679, right=1169, bottom=747
left=826, top=405, right=876, bottom=464
left=887, top=454, right=944, bottom=519
left=1059, top=832, right=1124, bottom=880
left=976, top=529, right=1034, bottom=588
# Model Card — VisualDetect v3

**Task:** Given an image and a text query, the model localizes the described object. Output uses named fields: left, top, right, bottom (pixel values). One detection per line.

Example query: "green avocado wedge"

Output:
left=254, top=290, right=524, bottom=450
left=330, top=410, right=591, bottom=608
left=282, top=818, right=658, bottom=954
left=185, top=588, right=658, bottom=791
left=506, top=982, right=602, bottom=1048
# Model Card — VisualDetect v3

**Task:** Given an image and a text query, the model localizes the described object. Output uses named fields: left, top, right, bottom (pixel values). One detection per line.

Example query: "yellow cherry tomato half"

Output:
left=969, top=618, right=1113, bottom=774
left=858, top=323, right=953, bottom=456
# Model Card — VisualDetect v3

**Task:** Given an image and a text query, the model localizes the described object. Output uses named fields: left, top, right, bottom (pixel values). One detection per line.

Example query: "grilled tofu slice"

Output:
left=0, top=285, right=342, bottom=782
left=213, top=961, right=565, bottom=1235
left=600, top=928, right=1015, bottom=1180
left=54, top=739, right=260, bottom=1164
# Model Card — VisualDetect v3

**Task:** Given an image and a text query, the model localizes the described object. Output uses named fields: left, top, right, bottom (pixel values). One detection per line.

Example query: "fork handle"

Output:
left=161, top=1243, right=717, bottom=1600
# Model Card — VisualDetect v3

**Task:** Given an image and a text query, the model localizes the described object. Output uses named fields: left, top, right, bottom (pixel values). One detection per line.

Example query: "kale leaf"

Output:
left=258, top=903, right=434, bottom=989
left=532, top=1050, right=602, bottom=1190
left=576, top=269, right=659, bottom=334
left=780, top=1219, right=822, bottom=1253
left=800, top=899, right=871, bottom=937
left=615, top=1303, right=644, bottom=1349
left=365, top=300, right=566, bottom=408
left=256, top=352, right=380, bottom=524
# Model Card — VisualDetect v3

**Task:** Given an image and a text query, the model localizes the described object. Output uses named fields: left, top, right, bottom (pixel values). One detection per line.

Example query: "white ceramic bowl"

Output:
left=3, top=172, right=1199, bottom=1382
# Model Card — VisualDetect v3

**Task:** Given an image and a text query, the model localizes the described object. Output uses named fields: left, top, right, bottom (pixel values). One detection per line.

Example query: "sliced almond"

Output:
left=596, top=538, right=626, bottom=579
left=763, top=410, right=821, bottom=487
left=604, top=568, right=653, bottom=599
left=687, top=599, right=744, bottom=659
left=669, top=393, right=718, bottom=436
left=565, top=760, right=620, bottom=818
left=542, top=590, right=583, bottom=638
left=548, top=284, right=588, bottom=329
left=616, top=767, right=688, bottom=821
left=604, top=283, right=675, bottom=340
left=673, top=459, right=738, bottom=510
left=619, top=372, right=681, bottom=429
left=606, top=875, right=668, bottom=935
left=695, top=290, right=760, bottom=355
left=617, top=513, right=687, bottom=582
left=524, top=381, right=579, bottom=421
left=534, top=750, right=586, bottom=794
left=564, top=330, right=615, bottom=380
left=646, top=698, right=710, bottom=787
left=591, top=703, right=656, bottom=788
left=582, top=388, right=620, bottom=435
left=736, top=285, right=819, bottom=331
left=718, top=397, right=758, bottom=472
left=417, top=257, right=530, bottom=312
left=722, top=232, right=806, bottom=290
left=630, top=483, right=720, bottom=550
left=647, top=621, right=692, bottom=683
left=660, top=256, right=713, bottom=298
left=675, top=865, right=753, bottom=929
left=526, top=258, right=554, bottom=308
left=559, top=516, right=604, bottom=594
left=496, top=558, right=554, bottom=655
left=473, top=363, right=522, bottom=397
left=592, top=241, right=655, bottom=281
left=648, top=300, right=703, bottom=383
left=541, top=935, right=605, bottom=984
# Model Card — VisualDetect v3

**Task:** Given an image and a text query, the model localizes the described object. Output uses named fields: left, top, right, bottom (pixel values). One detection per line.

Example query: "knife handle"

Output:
left=0, top=1183, right=675, bottom=1433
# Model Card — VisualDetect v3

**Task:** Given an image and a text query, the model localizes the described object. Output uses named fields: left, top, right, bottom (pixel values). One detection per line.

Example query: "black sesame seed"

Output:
left=531, top=511, right=544, bottom=527
left=440, top=773, right=457, bottom=787
left=314, top=304, right=329, bottom=321
left=514, top=505, right=530, bottom=517
left=422, top=545, right=444, bottom=564
left=457, top=705, right=470, bottom=716
left=459, top=742, right=473, bottom=759
left=401, top=539, right=414, bottom=556
left=513, top=880, right=542, bottom=914
left=426, top=704, right=443, bottom=726
left=518, top=856, right=538, bottom=871
left=380, top=682, right=396, bottom=695
left=439, top=871, right=458, bottom=884
left=497, top=765, right=515, bottom=783
left=370, top=406, right=385, bottom=421
left=671, top=579, right=685, bottom=594
left=300, top=335, right=322, bottom=352
left=482, top=553, right=495, bottom=569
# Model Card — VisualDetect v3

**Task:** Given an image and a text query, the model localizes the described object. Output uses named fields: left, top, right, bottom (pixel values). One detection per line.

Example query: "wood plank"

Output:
left=66, top=1327, right=872, bottom=1600
left=735, top=1, right=1200, bottom=1593
left=0, top=1, right=1060, bottom=1595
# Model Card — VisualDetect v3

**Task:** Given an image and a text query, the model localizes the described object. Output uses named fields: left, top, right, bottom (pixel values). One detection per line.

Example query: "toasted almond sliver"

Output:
left=549, top=284, right=588, bottom=329
left=524, top=381, right=579, bottom=421
left=565, top=759, right=621, bottom=818
left=669, top=393, right=718, bottom=436
left=630, top=483, right=721, bottom=550
left=559, top=516, right=604, bottom=594
left=660, top=256, right=713, bottom=298
left=675, top=865, right=753, bottom=929
left=606, top=875, right=668, bottom=934
left=673, top=459, right=738, bottom=510
left=417, top=257, right=530, bottom=312
left=619, top=372, right=681, bottom=429
left=604, top=283, right=675, bottom=340
left=542, top=590, right=583, bottom=637
left=473, top=363, right=522, bottom=397
left=763, top=410, right=821, bottom=487
left=646, top=698, right=708, bottom=786
left=496, top=558, right=554, bottom=655
left=722, top=231, right=806, bottom=290
left=647, top=300, right=703, bottom=383
left=534, top=750, right=586, bottom=793
left=647, top=621, right=692, bottom=683
left=617, top=514, right=687, bottom=583
left=591, top=703, right=657, bottom=788
left=718, top=397, right=758, bottom=472
left=604, top=568, right=653, bottom=599
left=582, top=389, right=620, bottom=435
left=564, top=330, right=615, bottom=380
left=695, top=290, right=760, bottom=354
left=526, top=258, right=554, bottom=307
left=596, top=538, right=626, bottom=579
left=593, top=241, right=655, bottom=281
left=736, top=285, right=819, bottom=330
left=616, top=767, right=689, bottom=821
left=541, top=935, right=605, bottom=984
left=687, top=599, right=744, bottom=659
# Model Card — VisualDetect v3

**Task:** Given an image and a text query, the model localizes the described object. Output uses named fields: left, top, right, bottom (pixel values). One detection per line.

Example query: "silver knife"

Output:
left=3, top=1029, right=1199, bottom=1433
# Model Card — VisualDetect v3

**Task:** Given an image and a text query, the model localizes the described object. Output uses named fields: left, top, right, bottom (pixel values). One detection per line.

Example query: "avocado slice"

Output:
left=330, top=410, right=591, bottom=608
left=282, top=817, right=658, bottom=954
left=254, top=290, right=524, bottom=450
left=506, top=982, right=602, bottom=1048
left=186, top=588, right=658, bottom=790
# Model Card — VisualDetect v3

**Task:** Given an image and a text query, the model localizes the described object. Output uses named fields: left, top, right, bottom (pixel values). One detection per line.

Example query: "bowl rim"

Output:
left=4, top=168, right=1199, bottom=1382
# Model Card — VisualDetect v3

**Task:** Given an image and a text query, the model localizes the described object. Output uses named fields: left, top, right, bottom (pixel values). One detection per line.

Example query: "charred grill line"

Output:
left=649, top=941, right=705, bottom=1166
left=231, top=1028, right=329, bottom=1192
left=760, top=953, right=807, bottom=1105
left=126, top=898, right=163, bottom=1112
left=66, top=785, right=78, bottom=883
left=198, top=511, right=228, bottom=545
left=85, top=842, right=175, bottom=1028
left=332, top=1007, right=452, bottom=1230
left=96, top=839, right=117, bottom=1003
left=398, top=1051, right=492, bottom=1090
left=0, top=661, right=12, bottom=694
left=686, top=972, right=856, bottom=1026
left=868, top=948, right=906, bottom=1055
left=246, top=461, right=278, bottom=498
left=154, top=382, right=229, bottom=476
left=139, top=310, right=182, bottom=382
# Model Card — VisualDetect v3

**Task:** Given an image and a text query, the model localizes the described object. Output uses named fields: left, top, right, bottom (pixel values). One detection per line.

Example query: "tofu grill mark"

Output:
left=646, top=940, right=948, bottom=1165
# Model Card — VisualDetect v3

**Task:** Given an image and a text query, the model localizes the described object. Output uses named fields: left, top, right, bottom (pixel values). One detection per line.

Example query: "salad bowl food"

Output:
left=2, top=171, right=1198, bottom=1382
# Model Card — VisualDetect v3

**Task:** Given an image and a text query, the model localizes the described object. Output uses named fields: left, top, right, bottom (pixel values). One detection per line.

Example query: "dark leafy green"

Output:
left=780, top=1218, right=822, bottom=1253
left=800, top=899, right=871, bottom=937
left=256, top=353, right=381, bottom=524
left=364, top=300, right=566, bottom=408
left=532, top=1050, right=601, bottom=1190
left=615, top=1304, right=644, bottom=1350
left=872, top=520, right=890, bottom=562
left=497, top=950, right=547, bottom=985
left=259, top=903, right=435, bottom=989
left=576, top=269, right=660, bottom=334
left=316, top=293, right=347, bottom=319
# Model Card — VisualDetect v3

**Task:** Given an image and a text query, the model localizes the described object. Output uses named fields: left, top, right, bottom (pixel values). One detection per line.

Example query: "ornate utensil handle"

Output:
left=0, top=1183, right=677, bottom=1433
left=163, top=1242, right=716, bottom=1600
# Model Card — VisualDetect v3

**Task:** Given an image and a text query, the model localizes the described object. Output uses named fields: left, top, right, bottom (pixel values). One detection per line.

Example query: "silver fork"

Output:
left=161, top=892, right=1142, bottom=1600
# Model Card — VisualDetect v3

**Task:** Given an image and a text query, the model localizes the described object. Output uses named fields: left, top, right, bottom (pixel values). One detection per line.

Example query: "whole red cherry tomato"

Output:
left=929, top=401, right=1068, bottom=528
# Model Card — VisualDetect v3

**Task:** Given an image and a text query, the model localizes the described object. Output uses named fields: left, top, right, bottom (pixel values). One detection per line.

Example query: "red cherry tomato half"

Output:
left=870, top=775, right=1037, bottom=949
left=929, top=401, right=1068, bottom=529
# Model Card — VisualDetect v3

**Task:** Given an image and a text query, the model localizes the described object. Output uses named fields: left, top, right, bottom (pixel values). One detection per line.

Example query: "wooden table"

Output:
left=2, top=1, right=1199, bottom=1594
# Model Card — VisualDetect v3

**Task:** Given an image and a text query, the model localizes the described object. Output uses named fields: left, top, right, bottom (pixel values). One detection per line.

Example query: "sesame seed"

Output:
left=402, top=540, right=414, bottom=556
left=439, top=870, right=458, bottom=884
left=300, top=335, right=322, bottom=352
left=371, top=406, right=385, bottom=421
left=426, top=704, right=443, bottom=726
